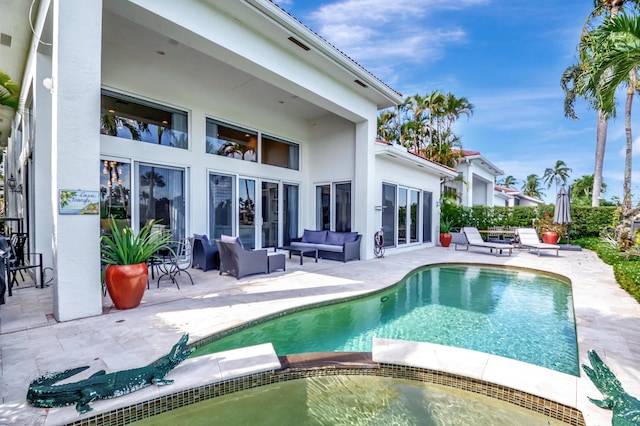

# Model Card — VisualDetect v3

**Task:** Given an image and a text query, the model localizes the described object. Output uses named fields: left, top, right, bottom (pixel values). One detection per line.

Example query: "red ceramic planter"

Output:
left=440, top=233, right=453, bottom=248
left=542, top=231, right=560, bottom=244
left=105, top=263, right=148, bottom=310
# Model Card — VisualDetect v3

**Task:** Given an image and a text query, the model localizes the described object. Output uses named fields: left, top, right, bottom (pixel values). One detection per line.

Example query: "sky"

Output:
left=273, top=0, right=639, bottom=204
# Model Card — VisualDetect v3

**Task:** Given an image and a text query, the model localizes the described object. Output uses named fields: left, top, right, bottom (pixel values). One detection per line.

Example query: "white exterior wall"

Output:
left=456, top=160, right=497, bottom=207
left=9, top=0, right=402, bottom=320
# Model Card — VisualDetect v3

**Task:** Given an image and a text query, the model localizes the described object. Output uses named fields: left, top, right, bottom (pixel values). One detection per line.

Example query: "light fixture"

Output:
left=7, top=174, right=22, bottom=194
left=42, top=77, right=53, bottom=93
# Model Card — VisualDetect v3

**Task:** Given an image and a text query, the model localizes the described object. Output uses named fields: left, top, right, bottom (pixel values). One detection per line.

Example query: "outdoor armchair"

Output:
left=215, top=239, right=268, bottom=279
left=192, top=234, right=219, bottom=271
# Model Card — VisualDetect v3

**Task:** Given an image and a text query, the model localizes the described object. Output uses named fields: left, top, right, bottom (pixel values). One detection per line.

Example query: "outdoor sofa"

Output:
left=290, top=229, right=362, bottom=262
left=457, top=227, right=513, bottom=256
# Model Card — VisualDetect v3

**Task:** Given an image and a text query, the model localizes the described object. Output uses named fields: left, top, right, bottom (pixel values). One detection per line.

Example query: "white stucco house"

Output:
left=447, top=150, right=503, bottom=207
left=2, top=0, right=456, bottom=321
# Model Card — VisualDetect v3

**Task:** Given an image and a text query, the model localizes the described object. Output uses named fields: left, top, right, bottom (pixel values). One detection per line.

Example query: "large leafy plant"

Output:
left=100, top=218, right=173, bottom=266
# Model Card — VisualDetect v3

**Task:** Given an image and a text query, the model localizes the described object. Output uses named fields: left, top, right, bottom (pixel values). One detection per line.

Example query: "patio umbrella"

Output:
left=553, top=185, right=572, bottom=244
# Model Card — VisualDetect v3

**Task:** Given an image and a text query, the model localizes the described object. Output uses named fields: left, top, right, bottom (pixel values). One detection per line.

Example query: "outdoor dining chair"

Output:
left=156, top=237, right=194, bottom=289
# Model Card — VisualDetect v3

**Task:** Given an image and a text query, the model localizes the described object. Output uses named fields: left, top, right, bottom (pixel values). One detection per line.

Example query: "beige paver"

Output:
left=1, top=245, right=638, bottom=426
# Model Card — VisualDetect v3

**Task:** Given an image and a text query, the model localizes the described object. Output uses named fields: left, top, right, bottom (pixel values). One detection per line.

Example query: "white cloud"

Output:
left=304, top=0, right=484, bottom=68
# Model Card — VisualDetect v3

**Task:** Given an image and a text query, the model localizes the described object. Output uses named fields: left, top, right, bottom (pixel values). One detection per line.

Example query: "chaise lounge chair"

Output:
left=460, top=227, right=513, bottom=256
left=516, top=228, right=559, bottom=256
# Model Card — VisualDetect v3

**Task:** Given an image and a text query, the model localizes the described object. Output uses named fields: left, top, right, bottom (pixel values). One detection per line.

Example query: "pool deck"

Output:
left=1, top=244, right=639, bottom=425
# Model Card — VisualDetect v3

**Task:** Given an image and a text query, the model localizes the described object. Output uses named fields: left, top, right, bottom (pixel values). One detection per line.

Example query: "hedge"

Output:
left=441, top=205, right=616, bottom=239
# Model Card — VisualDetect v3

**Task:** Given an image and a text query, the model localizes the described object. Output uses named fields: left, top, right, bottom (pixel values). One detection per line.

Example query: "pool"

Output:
left=194, top=264, right=578, bottom=375
left=130, top=375, right=568, bottom=426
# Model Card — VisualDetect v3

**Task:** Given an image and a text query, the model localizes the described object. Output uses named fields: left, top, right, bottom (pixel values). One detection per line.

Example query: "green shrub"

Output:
left=574, top=236, right=640, bottom=303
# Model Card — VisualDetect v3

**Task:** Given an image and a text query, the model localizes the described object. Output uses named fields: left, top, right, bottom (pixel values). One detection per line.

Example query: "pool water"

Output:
left=194, top=264, right=578, bottom=375
left=131, top=375, right=567, bottom=425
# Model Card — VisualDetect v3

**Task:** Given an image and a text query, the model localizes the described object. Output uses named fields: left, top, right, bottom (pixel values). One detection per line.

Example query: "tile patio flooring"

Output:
left=1, top=245, right=639, bottom=425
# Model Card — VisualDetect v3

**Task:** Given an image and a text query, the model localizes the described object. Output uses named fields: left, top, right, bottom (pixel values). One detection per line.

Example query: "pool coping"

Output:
left=64, top=342, right=584, bottom=426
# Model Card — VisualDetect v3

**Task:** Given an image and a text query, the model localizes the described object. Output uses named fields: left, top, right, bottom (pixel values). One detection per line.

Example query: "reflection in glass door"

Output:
left=382, top=183, right=396, bottom=247
left=239, top=178, right=256, bottom=249
left=138, top=164, right=185, bottom=241
left=398, top=188, right=407, bottom=245
left=262, top=181, right=279, bottom=248
left=410, top=190, right=419, bottom=243
left=283, top=184, right=299, bottom=246
left=209, top=173, right=234, bottom=240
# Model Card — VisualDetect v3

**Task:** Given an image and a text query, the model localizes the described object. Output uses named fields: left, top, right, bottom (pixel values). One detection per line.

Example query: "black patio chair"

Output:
left=4, top=233, right=43, bottom=295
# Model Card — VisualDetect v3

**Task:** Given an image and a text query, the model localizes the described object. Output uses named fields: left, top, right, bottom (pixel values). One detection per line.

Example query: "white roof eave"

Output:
left=244, top=0, right=404, bottom=107
left=375, top=144, right=458, bottom=178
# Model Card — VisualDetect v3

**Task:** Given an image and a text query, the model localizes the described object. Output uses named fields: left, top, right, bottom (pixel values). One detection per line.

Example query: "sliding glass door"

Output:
left=283, top=184, right=299, bottom=246
left=239, top=178, right=256, bottom=249
left=382, top=183, right=396, bottom=247
left=209, top=173, right=234, bottom=240
left=138, top=164, right=185, bottom=241
left=261, top=181, right=279, bottom=248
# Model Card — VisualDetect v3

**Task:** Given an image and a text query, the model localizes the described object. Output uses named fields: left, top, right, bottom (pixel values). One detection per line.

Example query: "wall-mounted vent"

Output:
left=354, top=79, right=368, bottom=88
left=288, top=36, right=310, bottom=51
left=0, top=33, right=12, bottom=47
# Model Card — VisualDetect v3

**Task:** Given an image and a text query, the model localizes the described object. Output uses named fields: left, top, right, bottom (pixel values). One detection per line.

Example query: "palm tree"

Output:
left=542, top=160, right=572, bottom=194
left=562, top=0, right=640, bottom=206
left=0, top=70, right=19, bottom=111
left=586, top=12, right=640, bottom=216
left=497, top=175, right=517, bottom=188
left=521, top=174, right=545, bottom=199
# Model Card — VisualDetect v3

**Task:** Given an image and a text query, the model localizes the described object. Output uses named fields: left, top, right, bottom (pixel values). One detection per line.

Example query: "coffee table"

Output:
left=277, top=246, right=318, bottom=265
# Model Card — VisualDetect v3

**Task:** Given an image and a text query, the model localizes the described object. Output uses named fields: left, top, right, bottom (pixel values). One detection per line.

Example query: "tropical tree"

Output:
left=571, top=174, right=607, bottom=205
left=521, top=174, right=545, bottom=199
left=497, top=175, right=518, bottom=188
left=585, top=12, right=640, bottom=217
left=0, top=70, right=19, bottom=111
left=542, top=160, right=572, bottom=194
left=562, top=0, right=640, bottom=206
left=376, top=90, right=473, bottom=168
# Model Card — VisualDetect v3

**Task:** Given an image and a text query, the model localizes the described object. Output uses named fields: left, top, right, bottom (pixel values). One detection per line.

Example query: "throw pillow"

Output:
left=343, top=232, right=359, bottom=242
left=325, top=231, right=345, bottom=245
left=221, top=234, right=245, bottom=249
left=301, top=229, right=327, bottom=244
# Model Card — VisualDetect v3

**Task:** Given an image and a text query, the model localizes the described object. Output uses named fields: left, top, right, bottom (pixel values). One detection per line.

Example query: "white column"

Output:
left=354, top=116, right=376, bottom=260
left=51, top=0, right=103, bottom=321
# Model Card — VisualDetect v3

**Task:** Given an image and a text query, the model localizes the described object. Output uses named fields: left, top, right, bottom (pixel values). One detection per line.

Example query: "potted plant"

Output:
left=100, top=218, right=173, bottom=309
left=535, top=212, right=564, bottom=244
left=439, top=218, right=454, bottom=248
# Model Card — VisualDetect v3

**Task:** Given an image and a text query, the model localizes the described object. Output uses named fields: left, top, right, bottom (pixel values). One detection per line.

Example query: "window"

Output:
left=206, top=118, right=257, bottom=162
left=100, top=90, right=188, bottom=148
left=138, top=164, right=185, bottom=241
left=100, top=160, right=131, bottom=234
left=262, top=135, right=299, bottom=170
left=283, top=184, right=299, bottom=245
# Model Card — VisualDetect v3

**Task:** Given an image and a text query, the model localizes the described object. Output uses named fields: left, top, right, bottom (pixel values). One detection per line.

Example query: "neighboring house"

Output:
left=451, top=150, right=504, bottom=207
left=493, top=185, right=514, bottom=207
left=3, top=1, right=455, bottom=321
left=495, top=186, right=545, bottom=207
